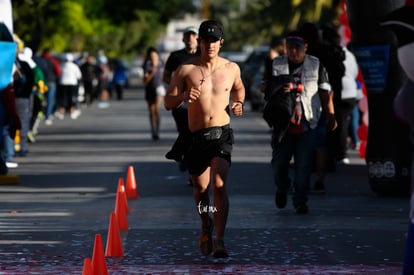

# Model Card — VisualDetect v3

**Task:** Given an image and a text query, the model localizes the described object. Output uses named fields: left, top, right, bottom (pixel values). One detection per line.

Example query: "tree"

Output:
left=12, top=0, right=195, bottom=57
left=212, top=0, right=342, bottom=51
left=11, top=0, right=341, bottom=56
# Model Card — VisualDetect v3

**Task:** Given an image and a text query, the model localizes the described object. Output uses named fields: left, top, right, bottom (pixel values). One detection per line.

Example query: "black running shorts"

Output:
left=186, top=124, right=234, bottom=175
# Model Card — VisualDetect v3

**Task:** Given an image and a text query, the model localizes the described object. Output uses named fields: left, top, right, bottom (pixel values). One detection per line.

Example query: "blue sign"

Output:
left=353, top=45, right=390, bottom=93
left=0, top=41, right=17, bottom=92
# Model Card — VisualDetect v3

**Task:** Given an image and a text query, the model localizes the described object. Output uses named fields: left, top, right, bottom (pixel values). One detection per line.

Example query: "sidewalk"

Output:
left=0, top=85, right=407, bottom=274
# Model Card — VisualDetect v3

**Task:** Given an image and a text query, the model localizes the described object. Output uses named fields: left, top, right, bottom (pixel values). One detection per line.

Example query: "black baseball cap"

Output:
left=199, top=20, right=224, bottom=41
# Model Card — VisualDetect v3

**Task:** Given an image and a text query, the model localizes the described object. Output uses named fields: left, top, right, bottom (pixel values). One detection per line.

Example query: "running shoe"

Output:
left=45, top=118, right=53, bottom=125
left=6, top=162, right=18, bottom=168
left=70, top=109, right=81, bottom=119
left=294, top=204, right=309, bottom=214
left=199, top=217, right=213, bottom=256
left=275, top=190, right=287, bottom=209
left=213, top=239, right=229, bottom=258
left=55, top=112, right=64, bottom=120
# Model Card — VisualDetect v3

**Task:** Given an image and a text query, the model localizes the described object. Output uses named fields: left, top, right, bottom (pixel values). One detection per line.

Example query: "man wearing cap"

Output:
left=165, top=19, right=245, bottom=258
left=268, top=30, right=336, bottom=215
left=163, top=26, right=200, bottom=174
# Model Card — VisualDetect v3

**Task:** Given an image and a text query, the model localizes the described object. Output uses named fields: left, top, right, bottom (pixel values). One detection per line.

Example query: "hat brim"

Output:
left=286, top=41, right=305, bottom=47
left=381, top=6, right=414, bottom=46
left=381, top=6, right=414, bottom=31
left=183, top=26, right=199, bottom=35
left=286, top=36, right=305, bottom=47
left=199, top=35, right=221, bottom=41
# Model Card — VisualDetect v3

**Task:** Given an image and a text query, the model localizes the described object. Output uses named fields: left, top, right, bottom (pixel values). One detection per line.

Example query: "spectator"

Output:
left=14, top=45, right=36, bottom=156
left=80, top=55, right=102, bottom=105
left=41, top=49, right=62, bottom=125
left=56, top=53, right=82, bottom=120
left=349, top=71, right=365, bottom=150
left=268, top=31, right=337, bottom=214
left=143, top=47, right=164, bottom=141
left=1, top=84, right=21, bottom=176
left=96, top=50, right=112, bottom=105
left=29, top=50, right=48, bottom=141
left=321, top=23, right=347, bottom=165
left=313, top=43, right=361, bottom=194
left=263, top=35, right=286, bottom=83
left=339, top=45, right=360, bottom=161
left=299, top=22, right=345, bottom=193
left=112, top=59, right=127, bottom=100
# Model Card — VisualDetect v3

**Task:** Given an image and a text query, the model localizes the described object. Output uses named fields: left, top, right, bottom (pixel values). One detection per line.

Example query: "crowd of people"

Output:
left=0, top=33, right=129, bottom=173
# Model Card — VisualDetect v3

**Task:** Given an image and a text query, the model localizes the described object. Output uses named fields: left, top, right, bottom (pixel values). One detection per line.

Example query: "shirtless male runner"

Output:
left=165, top=19, right=245, bottom=258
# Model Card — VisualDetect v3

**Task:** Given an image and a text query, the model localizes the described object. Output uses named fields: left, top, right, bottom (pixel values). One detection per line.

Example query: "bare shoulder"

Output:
left=218, top=57, right=241, bottom=73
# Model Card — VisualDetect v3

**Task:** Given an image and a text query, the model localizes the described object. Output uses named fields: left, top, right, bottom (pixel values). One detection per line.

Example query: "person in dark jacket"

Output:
left=269, top=31, right=337, bottom=215
left=41, top=49, right=61, bottom=125
left=80, top=55, right=102, bottom=105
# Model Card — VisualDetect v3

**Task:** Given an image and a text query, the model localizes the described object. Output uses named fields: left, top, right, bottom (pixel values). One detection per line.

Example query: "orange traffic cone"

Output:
left=105, top=211, right=124, bottom=257
left=115, top=187, right=129, bottom=230
left=126, top=165, right=139, bottom=199
left=117, top=178, right=129, bottom=213
left=91, top=234, right=108, bottom=275
left=82, top=257, right=92, bottom=275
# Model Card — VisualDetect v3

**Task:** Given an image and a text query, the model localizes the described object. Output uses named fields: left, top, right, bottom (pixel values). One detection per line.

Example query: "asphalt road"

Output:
left=0, top=83, right=408, bottom=274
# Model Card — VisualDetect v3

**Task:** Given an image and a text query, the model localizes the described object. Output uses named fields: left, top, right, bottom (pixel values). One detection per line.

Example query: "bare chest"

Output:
left=188, top=66, right=232, bottom=97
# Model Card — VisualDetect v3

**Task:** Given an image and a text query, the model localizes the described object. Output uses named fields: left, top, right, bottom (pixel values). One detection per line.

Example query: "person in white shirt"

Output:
left=338, top=45, right=360, bottom=163
left=56, top=53, right=82, bottom=119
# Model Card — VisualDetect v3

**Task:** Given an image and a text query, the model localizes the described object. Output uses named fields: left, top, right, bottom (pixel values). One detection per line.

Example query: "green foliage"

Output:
left=11, top=0, right=341, bottom=56
left=221, top=0, right=341, bottom=51
left=12, top=0, right=196, bottom=57
left=151, top=0, right=197, bottom=23
left=59, top=1, right=93, bottom=51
